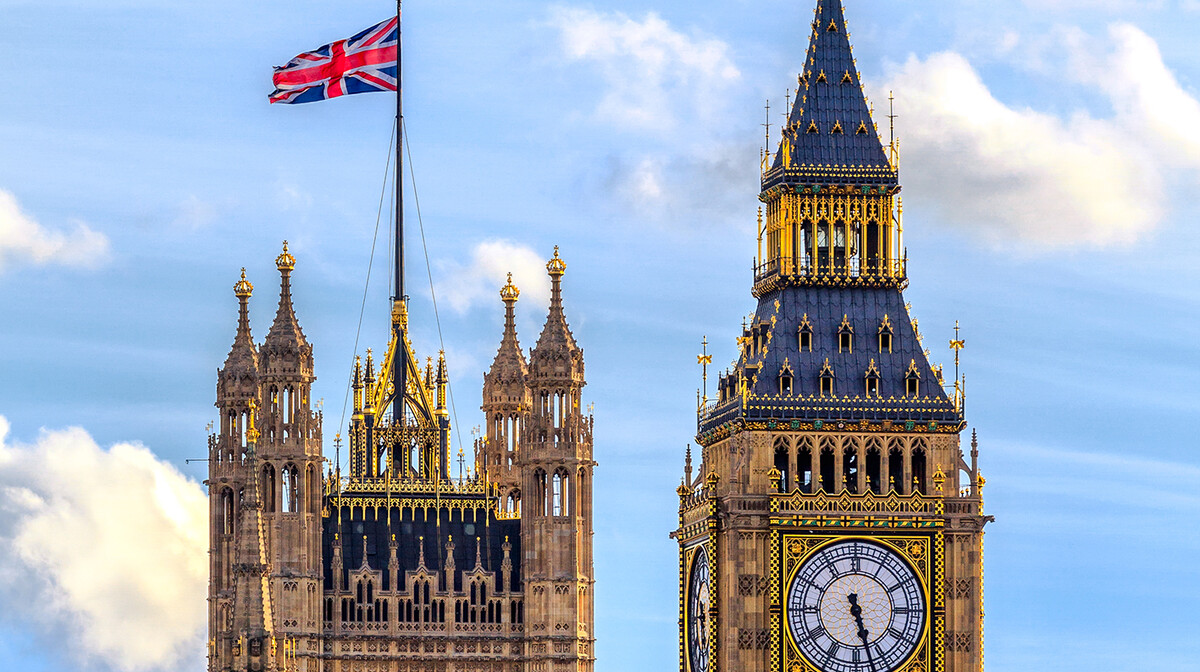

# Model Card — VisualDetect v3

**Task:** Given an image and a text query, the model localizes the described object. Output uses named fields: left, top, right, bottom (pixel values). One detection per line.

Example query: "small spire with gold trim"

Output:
left=264, top=240, right=307, bottom=349
left=485, top=272, right=528, bottom=396
left=220, top=268, right=258, bottom=383
left=533, top=246, right=580, bottom=359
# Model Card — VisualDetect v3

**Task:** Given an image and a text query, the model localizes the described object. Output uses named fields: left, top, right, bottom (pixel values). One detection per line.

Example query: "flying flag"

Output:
left=269, top=17, right=398, bottom=104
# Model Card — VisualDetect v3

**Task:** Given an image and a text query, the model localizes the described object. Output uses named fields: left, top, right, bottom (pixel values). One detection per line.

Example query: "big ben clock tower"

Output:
left=673, top=2, right=992, bottom=672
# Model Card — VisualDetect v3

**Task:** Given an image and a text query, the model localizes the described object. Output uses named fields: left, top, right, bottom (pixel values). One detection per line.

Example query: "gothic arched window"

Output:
left=261, top=463, right=276, bottom=513
left=534, top=469, right=548, bottom=516
left=552, top=472, right=564, bottom=516
left=282, top=464, right=300, bottom=513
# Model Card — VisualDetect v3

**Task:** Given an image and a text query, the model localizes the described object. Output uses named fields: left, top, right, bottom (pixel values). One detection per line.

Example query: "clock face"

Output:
left=687, top=547, right=710, bottom=672
left=786, top=540, right=925, bottom=672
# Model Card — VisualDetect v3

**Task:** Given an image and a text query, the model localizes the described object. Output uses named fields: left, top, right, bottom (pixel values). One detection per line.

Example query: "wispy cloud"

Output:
left=547, top=6, right=740, bottom=132
left=0, top=189, right=110, bottom=272
left=435, top=240, right=551, bottom=314
left=602, top=141, right=759, bottom=228
left=547, top=7, right=752, bottom=228
left=0, top=416, right=206, bottom=672
left=171, top=195, right=219, bottom=230
left=1066, top=23, right=1200, bottom=166
left=995, top=439, right=1200, bottom=513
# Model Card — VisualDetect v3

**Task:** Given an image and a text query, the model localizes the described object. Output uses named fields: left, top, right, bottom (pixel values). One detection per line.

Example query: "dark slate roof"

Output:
left=323, top=502, right=521, bottom=594
left=700, top=286, right=960, bottom=433
left=763, top=0, right=897, bottom=189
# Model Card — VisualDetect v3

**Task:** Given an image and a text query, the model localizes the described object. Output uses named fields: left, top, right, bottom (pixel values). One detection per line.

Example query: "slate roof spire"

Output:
left=764, top=0, right=897, bottom=189
left=485, top=273, right=527, bottom=388
left=221, top=269, right=259, bottom=381
left=529, top=246, right=585, bottom=388
left=263, top=241, right=308, bottom=350
left=532, top=247, right=581, bottom=361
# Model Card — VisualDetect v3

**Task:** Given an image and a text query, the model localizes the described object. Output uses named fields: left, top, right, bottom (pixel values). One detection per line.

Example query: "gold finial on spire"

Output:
left=234, top=268, right=253, bottom=298
left=546, top=246, right=566, bottom=277
left=276, top=240, right=296, bottom=272
left=500, top=272, right=520, bottom=301
left=391, top=298, right=407, bottom=328
left=697, top=336, right=712, bottom=409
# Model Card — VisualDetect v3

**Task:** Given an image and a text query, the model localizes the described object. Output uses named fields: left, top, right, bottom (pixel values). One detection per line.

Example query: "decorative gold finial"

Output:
left=546, top=246, right=566, bottom=277
left=391, top=299, right=407, bottom=328
left=500, top=272, right=520, bottom=301
left=276, top=240, right=296, bottom=271
left=234, top=268, right=253, bottom=298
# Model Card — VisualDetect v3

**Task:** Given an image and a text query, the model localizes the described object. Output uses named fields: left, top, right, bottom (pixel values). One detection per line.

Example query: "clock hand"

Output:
left=847, top=594, right=877, bottom=672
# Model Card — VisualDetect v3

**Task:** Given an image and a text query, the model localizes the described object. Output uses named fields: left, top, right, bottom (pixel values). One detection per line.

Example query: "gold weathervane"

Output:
left=697, top=336, right=712, bottom=408
left=950, top=321, right=966, bottom=410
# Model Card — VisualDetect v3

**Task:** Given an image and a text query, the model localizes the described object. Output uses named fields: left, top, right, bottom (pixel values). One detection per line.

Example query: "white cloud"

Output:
left=0, top=416, right=207, bottom=672
left=547, top=6, right=740, bottom=131
left=878, top=23, right=1200, bottom=250
left=436, top=240, right=551, bottom=314
left=879, top=52, right=1162, bottom=249
left=0, top=189, right=110, bottom=271
left=1066, top=23, right=1200, bottom=166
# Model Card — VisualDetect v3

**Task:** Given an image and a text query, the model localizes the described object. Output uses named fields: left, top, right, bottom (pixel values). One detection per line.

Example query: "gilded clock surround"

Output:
left=672, top=2, right=991, bottom=672
left=775, top=534, right=942, bottom=672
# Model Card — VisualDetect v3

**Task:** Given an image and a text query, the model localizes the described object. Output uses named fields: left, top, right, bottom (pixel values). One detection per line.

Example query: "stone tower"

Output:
left=208, top=268, right=271, bottom=671
left=674, top=3, right=992, bottom=672
left=255, top=244, right=325, bottom=665
left=482, top=273, right=530, bottom=508
left=520, top=249, right=596, bottom=672
left=208, top=244, right=325, bottom=672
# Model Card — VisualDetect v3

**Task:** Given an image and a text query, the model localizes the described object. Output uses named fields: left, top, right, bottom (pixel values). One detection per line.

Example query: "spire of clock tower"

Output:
left=768, top=0, right=896, bottom=188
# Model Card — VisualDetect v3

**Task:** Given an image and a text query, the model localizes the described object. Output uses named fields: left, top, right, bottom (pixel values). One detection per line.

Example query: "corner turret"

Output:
left=481, top=273, right=530, bottom=494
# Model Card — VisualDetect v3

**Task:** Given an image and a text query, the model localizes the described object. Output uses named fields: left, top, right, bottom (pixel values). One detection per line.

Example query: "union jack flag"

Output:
left=269, top=17, right=398, bottom=104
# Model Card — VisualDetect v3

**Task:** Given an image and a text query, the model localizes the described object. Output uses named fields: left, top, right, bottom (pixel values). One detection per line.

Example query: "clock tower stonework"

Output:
left=672, top=3, right=992, bottom=672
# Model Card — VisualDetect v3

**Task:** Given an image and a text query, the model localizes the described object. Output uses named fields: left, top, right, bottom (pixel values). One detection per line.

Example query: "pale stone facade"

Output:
left=207, top=248, right=595, bottom=672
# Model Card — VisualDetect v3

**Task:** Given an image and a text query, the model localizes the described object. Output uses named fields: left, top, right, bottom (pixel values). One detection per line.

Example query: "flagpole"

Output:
left=393, top=0, right=406, bottom=425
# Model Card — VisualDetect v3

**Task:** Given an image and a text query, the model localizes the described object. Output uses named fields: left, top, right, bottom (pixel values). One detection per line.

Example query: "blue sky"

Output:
left=1, top=0, right=1199, bottom=670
